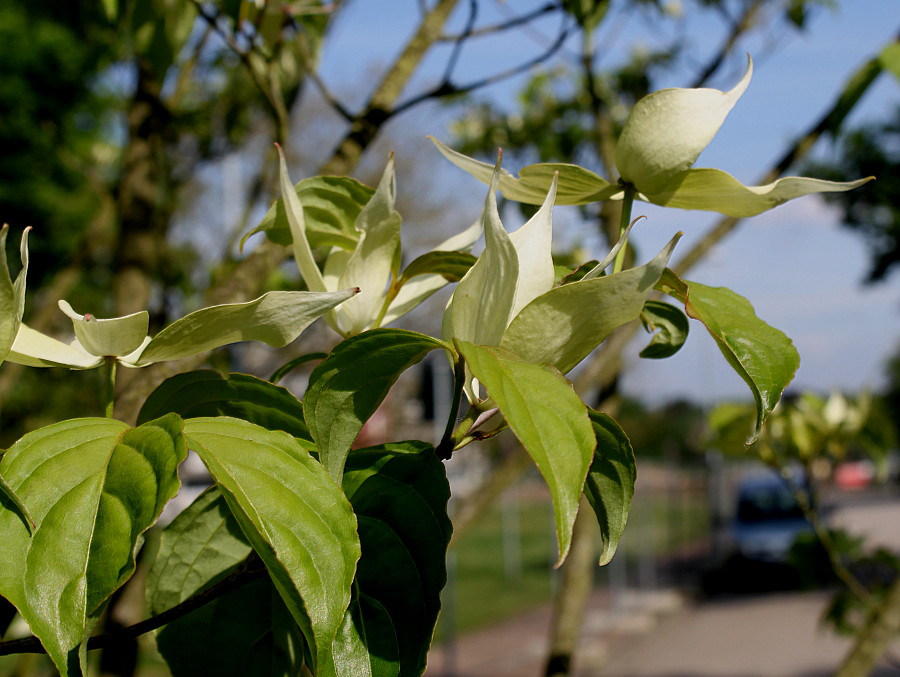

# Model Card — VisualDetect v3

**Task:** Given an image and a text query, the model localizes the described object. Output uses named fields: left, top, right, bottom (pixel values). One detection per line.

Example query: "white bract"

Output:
left=444, top=158, right=680, bottom=399
left=432, top=56, right=873, bottom=217
left=7, top=290, right=356, bottom=370
left=278, top=146, right=482, bottom=337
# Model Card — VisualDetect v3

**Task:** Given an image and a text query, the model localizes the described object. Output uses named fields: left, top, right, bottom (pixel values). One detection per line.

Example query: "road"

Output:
left=428, top=492, right=900, bottom=677
left=596, top=493, right=900, bottom=677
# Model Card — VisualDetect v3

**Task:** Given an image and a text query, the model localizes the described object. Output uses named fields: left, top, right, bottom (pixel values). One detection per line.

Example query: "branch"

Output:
left=393, top=15, right=574, bottom=117
left=0, top=556, right=267, bottom=657
left=439, top=2, right=559, bottom=40
left=689, top=0, right=765, bottom=89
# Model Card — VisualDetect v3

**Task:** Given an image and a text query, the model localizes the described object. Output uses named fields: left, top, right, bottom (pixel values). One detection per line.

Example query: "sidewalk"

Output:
left=426, top=587, right=686, bottom=677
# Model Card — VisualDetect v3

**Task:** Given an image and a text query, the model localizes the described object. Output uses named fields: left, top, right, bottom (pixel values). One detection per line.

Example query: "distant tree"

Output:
left=806, top=106, right=900, bottom=283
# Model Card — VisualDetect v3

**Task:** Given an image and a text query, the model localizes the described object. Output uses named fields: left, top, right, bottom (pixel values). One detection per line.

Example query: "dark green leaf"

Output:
left=638, top=300, right=689, bottom=359
left=304, top=329, right=448, bottom=482
left=583, top=411, right=635, bottom=565
left=138, top=370, right=312, bottom=444
left=270, top=352, right=328, bottom=385
left=399, top=250, right=477, bottom=283
left=457, top=342, right=594, bottom=564
left=334, top=441, right=452, bottom=676
left=0, top=415, right=186, bottom=676
left=242, top=176, right=373, bottom=251
left=184, top=417, right=360, bottom=677
left=150, top=488, right=306, bottom=677
left=148, top=487, right=252, bottom=616
left=159, top=578, right=305, bottom=677
left=658, top=269, right=800, bottom=441
left=557, top=260, right=600, bottom=285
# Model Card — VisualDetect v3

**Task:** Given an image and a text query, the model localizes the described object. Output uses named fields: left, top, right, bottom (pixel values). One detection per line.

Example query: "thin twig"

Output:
left=439, top=2, right=558, bottom=40
left=0, top=556, right=267, bottom=657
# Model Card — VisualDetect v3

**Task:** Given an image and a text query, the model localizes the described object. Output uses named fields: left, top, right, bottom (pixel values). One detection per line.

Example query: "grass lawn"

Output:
left=437, top=475, right=710, bottom=638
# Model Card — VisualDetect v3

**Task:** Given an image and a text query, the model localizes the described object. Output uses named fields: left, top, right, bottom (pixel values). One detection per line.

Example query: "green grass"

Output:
left=436, top=479, right=711, bottom=638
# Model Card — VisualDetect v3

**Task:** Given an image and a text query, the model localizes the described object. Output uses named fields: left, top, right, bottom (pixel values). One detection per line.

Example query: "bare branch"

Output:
left=439, top=2, right=559, bottom=40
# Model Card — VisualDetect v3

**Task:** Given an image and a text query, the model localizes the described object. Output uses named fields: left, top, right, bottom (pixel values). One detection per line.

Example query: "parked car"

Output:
left=729, top=471, right=814, bottom=563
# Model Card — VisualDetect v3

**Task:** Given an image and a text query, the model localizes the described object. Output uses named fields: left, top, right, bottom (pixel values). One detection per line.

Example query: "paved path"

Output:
left=426, top=493, right=900, bottom=677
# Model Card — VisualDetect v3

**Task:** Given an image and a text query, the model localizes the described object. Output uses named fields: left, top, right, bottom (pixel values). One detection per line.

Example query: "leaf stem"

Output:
left=436, top=355, right=467, bottom=460
left=104, top=356, right=117, bottom=418
left=613, top=185, right=636, bottom=274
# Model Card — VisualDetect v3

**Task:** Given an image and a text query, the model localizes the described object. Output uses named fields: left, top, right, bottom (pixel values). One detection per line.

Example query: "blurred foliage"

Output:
left=0, top=1, right=116, bottom=289
left=806, top=106, right=900, bottom=283
left=707, top=390, right=896, bottom=476
left=617, top=397, right=706, bottom=461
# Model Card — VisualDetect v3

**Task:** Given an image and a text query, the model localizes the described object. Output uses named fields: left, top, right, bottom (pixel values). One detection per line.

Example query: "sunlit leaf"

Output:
left=583, top=410, right=635, bottom=566
left=241, top=176, right=372, bottom=251
left=149, top=488, right=306, bottom=677
left=430, top=137, right=617, bottom=205
left=457, top=342, right=594, bottom=564
left=138, top=370, right=312, bottom=444
left=129, top=290, right=356, bottom=366
left=650, top=167, right=874, bottom=217
left=184, top=417, right=360, bottom=676
left=399, top=251, right=477, bottom=283
left=616, top=57, right=752, bottom=194
left=304, top=329, right=448, bottom=482
left=639, top=300, right=689, bottom=359
left=333, top=441, right=452, bottom=676
left=658, top=270, right=800, bottom=442
left=501, top=234, right=680, bottom=373
left=0, top=415, right=186, bottom=676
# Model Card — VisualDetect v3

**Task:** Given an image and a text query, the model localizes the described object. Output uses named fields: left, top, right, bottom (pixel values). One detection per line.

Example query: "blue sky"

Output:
left=311, top=1, right=899, bottom=405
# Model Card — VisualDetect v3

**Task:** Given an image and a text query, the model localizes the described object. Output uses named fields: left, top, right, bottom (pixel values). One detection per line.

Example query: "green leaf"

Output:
left=304, top=329, right=448, bottom=482
left=58, top=300, right=149, bottom=358
left=241, top=176, right=372, bottom=251
left=184, top=417, right=360, bottom=677
left=650, top=167, right=874, bottom=218
left=879, top=41, right=900, bottom=81
left=0, top=471, right=34, bottom=534
left=158, top=576, right=306, bottom=677
left=639, top=300, right=689, bottom=359
left=334, top=441, right=452, bottom=676
left=616, top=57, right=752, bottom=194
left=399, top=250, right=477, bottom=283
left=0, top=415, right=186, bottom=676
left=658, top=270, right=800, bottom=442
left=583, top=411, right=635, bottom=566
left=138, top=370, right=312, bottom=444
left=430, top=137, right=618, bottom=205
left=0, top=225, right=29, bottom=365
left=333, top=157, right=402, bottom=335
left=501, top=234, right=680, bottom=374
left=149, top=488, right=306, bottom=677
left=129, top=290, right=356, bottom=366
left=456, top=342, right=594, bottom=564
left=148, top=487, right=252, bottom=617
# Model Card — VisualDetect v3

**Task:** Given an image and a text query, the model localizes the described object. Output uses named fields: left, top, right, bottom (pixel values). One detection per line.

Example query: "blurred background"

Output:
left=0, top=0, right=898, bottom=675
